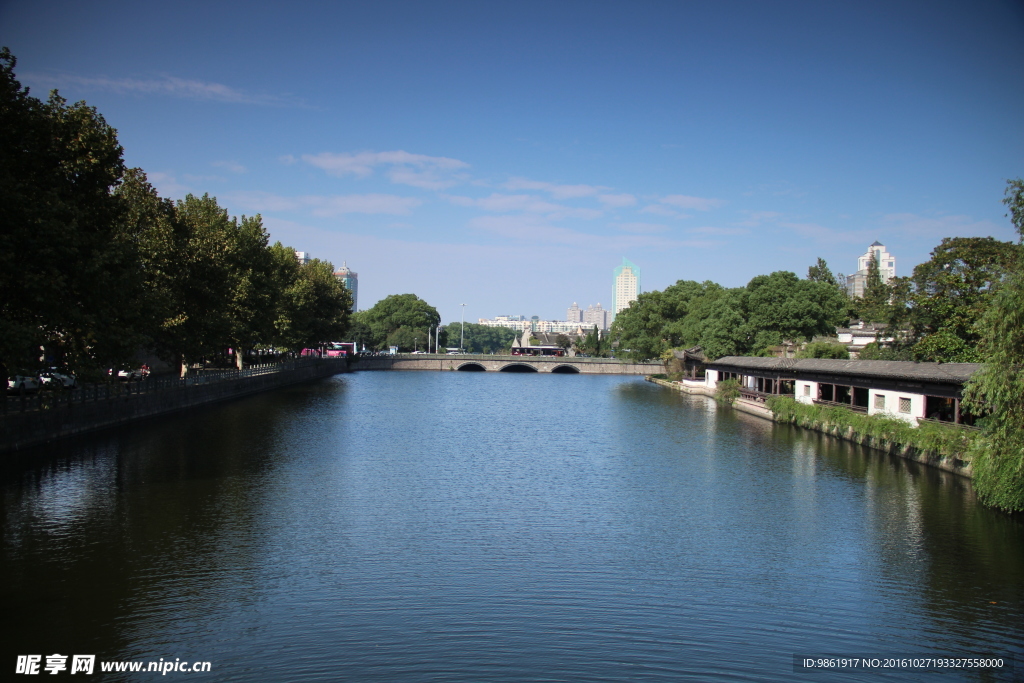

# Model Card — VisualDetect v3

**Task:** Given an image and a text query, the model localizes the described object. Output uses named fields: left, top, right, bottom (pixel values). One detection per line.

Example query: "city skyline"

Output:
left=4, top=1, right=1021, bottom=325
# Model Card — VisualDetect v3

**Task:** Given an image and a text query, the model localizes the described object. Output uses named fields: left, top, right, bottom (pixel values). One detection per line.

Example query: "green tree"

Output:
left=963, top=179, right=1024, bottom=511
left=905, top=236, right=1017, bottom=361
left=796, top=340, right=849, bottom=359
left=224, top=214, right=279, bottom=368
left=854, top=252, right=891, bottom=323
left=112, top=168, right=184, bottom=363
left=555, top=334, right=571, bottom=351
left=857, top=341, right=913, bottom=361
left=277, top=258, right=352, bottom=351
left=0, top=47, right=135, bottom=375
left=441, top=322, right=516, bottom=353
left=164, top=193, right=236, bottom=372
left=807, top=257, right=838, bottom=286
left=348, top=311, right=374, bottom=352
left=360, top=294, right=440, bottom=350
left=743, top=271, right=847, bottom=354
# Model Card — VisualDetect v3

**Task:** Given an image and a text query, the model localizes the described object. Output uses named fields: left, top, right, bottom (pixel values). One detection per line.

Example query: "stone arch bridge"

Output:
left=353, top=354, right=662, bottom=375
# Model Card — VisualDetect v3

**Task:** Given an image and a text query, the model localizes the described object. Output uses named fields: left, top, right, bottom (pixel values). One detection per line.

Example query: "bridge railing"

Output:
left=359, top=353, right=660, bottom=364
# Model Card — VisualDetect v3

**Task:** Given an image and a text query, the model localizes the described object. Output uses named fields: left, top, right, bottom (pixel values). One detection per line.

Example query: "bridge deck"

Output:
left=353, top=354, right=662, bottom=375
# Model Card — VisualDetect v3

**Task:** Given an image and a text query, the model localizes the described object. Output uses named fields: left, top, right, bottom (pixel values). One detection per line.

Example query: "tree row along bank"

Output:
left=1, top=48, right=352, bottom=381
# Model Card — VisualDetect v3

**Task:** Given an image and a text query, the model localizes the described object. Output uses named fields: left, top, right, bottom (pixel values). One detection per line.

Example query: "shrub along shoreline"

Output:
left=764, top=396, right=975, bottom=477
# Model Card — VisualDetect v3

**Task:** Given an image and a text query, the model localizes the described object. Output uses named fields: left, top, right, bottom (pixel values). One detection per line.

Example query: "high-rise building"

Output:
left=295, top=251, right=311, bottom=265
left=566, top=302, right=583, bottom=323
left=583, top=303, right=609, bottom=330
left=612, top=258, right=640, bottom=319
left=334, top=261, right=358, bottom=311
left=846, top=241, right=896, bottom=298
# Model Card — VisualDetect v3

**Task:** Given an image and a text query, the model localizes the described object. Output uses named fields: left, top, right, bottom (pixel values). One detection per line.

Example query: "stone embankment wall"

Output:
left=1, top=358, right=348, bottom=454
left=646, top=377, right=973, bottom=478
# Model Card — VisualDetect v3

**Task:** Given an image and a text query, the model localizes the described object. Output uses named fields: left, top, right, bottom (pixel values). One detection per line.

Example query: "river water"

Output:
left=2, top=371, right=1022, bottom=681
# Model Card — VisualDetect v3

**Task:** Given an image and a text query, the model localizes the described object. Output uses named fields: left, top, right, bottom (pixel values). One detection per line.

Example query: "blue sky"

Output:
left=4, top=0, right=1023, bottom=324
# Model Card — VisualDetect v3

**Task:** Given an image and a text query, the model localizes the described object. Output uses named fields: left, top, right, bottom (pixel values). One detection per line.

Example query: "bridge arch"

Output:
left=456, top=362, right=486, bottom=372
left=550, top=364, right=581, bottom=374
left=498, top=363, right=539, bottom=373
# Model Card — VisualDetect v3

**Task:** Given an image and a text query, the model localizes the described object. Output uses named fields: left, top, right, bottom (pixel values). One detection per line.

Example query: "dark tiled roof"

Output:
left=707, top=356, right=981, bottom=384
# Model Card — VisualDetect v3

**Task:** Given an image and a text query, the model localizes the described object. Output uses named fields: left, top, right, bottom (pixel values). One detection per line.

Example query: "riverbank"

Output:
left=0, top=357, right=348, bottom=454
left=647, top=376, right=974, bottom=478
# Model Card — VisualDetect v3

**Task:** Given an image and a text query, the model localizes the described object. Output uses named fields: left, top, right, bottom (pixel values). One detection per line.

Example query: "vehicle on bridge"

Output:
left=510, top=345, right=565, bottom=357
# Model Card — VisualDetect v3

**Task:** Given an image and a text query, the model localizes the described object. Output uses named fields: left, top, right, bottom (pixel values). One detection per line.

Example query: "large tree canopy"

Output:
left=356, top=294, right=440, bottom=351
left=907, top=236, right=1018, bottom=361
left=963, top=179, right=1024, bottom=511
left=611, top=271, right=846, bottom=362
left=0, top=47, right=133, bottom=373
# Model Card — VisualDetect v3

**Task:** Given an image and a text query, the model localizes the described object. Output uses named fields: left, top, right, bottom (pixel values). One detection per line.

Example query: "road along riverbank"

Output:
left=1, top=357, right=348, bottom=454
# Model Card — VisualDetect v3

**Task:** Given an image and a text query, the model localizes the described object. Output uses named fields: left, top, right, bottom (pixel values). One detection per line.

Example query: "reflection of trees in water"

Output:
left=0, top=379, right=345, bottom=659
left=789, top=425, right=1024, bottom=651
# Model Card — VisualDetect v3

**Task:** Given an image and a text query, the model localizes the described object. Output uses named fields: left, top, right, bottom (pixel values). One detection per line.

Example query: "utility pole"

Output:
left=460, top=303, right=467, bottom=353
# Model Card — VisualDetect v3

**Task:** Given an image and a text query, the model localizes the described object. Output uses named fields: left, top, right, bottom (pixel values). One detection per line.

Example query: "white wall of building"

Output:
left=867, top=388, right=924, bottom=424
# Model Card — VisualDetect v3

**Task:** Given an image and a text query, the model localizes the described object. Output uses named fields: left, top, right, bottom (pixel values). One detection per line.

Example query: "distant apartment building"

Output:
left=567, top=302, right=583, bottom=323
left=477, top=315, right=531, bottom=332
left=566, top=302, right=608, bottom=330
left=478, top=316, right=590, bottom=334
left=333, top=261, right=358, bottom=311
left=846, top=241, right=896, bottom=298
left=295, top=251, right=311, bottom=265
left=583, top=303, right=609, bottom=330
left=612, top=258, right=641, bottom=319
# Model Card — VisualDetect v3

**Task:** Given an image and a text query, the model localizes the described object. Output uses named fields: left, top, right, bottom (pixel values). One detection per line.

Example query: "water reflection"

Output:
left=1, top=372, right=1021, bottom=681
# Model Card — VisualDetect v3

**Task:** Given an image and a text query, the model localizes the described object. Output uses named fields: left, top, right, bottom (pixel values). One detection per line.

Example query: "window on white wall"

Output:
left=803, top=385, right=810, bottom=396
left=874, top=395, right=885, bottom=410
left=899, top=397, right=911, bottom=414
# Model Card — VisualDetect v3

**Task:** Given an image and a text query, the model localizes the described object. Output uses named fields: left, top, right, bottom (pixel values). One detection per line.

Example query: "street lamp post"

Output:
left=414, top=338, right=417, bottom=353
left=460, top=303, right=466, bottom=353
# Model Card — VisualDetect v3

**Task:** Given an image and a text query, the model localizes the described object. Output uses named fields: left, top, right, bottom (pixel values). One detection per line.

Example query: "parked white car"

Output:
left=39, top=369, right=77, bottom=389
left=7, top=375, right=40, bottom=393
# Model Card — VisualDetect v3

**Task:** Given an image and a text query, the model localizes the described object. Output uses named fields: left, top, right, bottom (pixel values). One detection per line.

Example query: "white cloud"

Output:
left=776, top=221, right=866, bottom=244
left=598, top=193, right=637, bottom=207
left=212, top=160, right=247, bottom=174
left=147, top=172, right=191, bottom=200
left=687, top=226, right=751, bottom=236
left=879, top=213, right=1007, bottom=239
left=503, top=177, right=607, bottom=199
left=471, top=215, right=591, bottom=245
left=446, top=193, right=602, bottom=219
left=224, top=191, right=421, bottom=216
left=302, top=150, right=470, bottom=188
left=616, top=222, right=669, bottom=233
left=640, top=204, right=689, bottom=218
left=733, top=210, right=783, bottom=227
left=471, top=215, right=720, bottom=250
left=659, top=194, right=725, bottom=211
left=23, top=72, right=297, bottom=106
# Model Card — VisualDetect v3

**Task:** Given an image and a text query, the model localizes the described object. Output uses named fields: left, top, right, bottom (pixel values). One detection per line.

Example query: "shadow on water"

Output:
left=0, top=376, right=349, bottom=663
